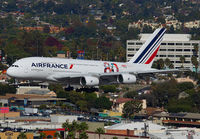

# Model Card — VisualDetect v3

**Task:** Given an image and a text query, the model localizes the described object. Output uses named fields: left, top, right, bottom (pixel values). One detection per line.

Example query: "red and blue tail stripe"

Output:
left=140, top=33, right=164, bottom=64
left=133, top=28, right=166, bottom=64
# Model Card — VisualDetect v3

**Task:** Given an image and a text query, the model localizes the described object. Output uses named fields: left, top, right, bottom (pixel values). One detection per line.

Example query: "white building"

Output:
left=105, top=121, right=200, bottom=139
left=127, top=33, right=200, bottom=69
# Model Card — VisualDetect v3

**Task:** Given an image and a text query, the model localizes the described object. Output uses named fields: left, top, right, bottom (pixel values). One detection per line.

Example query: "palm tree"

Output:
left=79, top=131, right=88, bottom=139
left=62, top=120, right=79, bottom=139
left=180, top=56, right=185, bottom=67
left=77, top=122, right=89, bottom=138
left=39, top=132, right=46, bottom=139
left=62, top=120, right=70, bottom=130
left=164, top=58, right=171, bottom=68
left=54, top=131, right=61, bottom=139
left=17, top=132, right=27, bottom=139
left=95, top=128, right=104, bottom=139
left=192, top=44, right=199, bottom=76
left=157, top=59, right=165, bottom=69
left=191, top=55, right=199, bottom=75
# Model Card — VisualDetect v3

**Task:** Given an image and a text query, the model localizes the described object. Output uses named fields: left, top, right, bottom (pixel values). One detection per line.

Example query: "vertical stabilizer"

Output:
left=128, top=28, right=166, bottom=67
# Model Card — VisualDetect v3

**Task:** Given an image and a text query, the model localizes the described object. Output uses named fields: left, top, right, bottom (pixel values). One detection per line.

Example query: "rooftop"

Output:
left=153, top=112, right=200, bottom=120
left=115, top=98, right=133, bottom=104
left=140, top=34, right=192, bottom=42
left=105, top=121, right=166, bottom=131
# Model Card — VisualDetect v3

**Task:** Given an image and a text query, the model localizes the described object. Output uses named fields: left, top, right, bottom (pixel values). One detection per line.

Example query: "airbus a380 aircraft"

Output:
left=7, top=28, right=170, bottom=87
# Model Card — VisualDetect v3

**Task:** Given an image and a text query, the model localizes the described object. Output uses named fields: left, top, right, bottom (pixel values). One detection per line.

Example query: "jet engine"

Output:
left=80, top=76, right=99, bottom=86
left=117, top=74, right=136, bottom=84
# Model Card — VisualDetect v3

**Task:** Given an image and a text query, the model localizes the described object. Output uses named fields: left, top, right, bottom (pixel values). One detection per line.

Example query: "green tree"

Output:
left=100, top=85, right=117, bottom=93
left=39, top=132, right=46, bottom=139
left=122, top=100, right=142, bottom=119
left=177, top=82, right=194, bottom=92
left=18, top=132, right=27, bottom=139
left=124, top=91, right=138, bottom=99
left=191, top=55, right=198, bottom=74
left=191, top=44, right=199, bottom=74
left=157, top=59, right=165, bottom=69
left=48, top=84, right=63, bottom=93
left=0, top=84, right=16, bottom=95
left=79, top=131, right=88, bottom=139
left=180, top=56, right=185, bottom=67
left=153, top=59, right=165, bottom=69
left=77, top=122, right=89, bottom=133
left=76, top=100, right=88, bottom=112
left=152, top=80, right=180, bottom=107
left=54, top=131, right=61, bottom=139
left=164, top=58, right=171, bottom=68
left=95, top=96, right=112, bottom=110
left=77, top=122, right=89, bottom=139
left=62, top=121, right=89, bottom=139
left=39, top=104, right=47, bottom=110
left=95, top=128, right=105, bottom=139
left=157, top=16, right=166, bottom=24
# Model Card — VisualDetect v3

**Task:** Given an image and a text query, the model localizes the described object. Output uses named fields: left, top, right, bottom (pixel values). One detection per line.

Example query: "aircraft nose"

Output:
left=6, top=67, right=14, bottom=77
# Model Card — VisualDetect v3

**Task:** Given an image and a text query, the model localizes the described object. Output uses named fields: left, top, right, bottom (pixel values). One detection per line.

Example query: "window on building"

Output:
left=168, top=43, right=174, bottom=45
left=136, top=42, right=143, bottom=45
left=176, top=49, right=182, bottom=51
left=184, top=43, right=190, bottom=45
left=136, top=49, right=139, bottom=51
left=192, top=43, right=199, bottom=46
left=160, top=55, right=166, bottom=57
left=176, top=55, right=181, bottom=57
left=168, top=49, right=174, bottom=51
left=168, top=55, right=174, bottom=57
left=128, top=48, right=135, bottom=51
left=176, top=61, right=181, bottom=63
left=184, top=49, right=191, bottom=51
left=161, top=43, right=166, bottom=45
left=128, top=54, right=134, bottom=57
left=176, top=43, right=182, bottom=45
left=184, top=55, right=190, bottom=57
left=128, top=42, right=135, bottom=45
left=185, top=61, right=190, bottom=63
left=160, top=49, right=166, bottom=51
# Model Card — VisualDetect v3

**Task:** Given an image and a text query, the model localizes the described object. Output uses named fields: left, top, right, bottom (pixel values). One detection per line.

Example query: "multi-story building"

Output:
left=127, top=34, right=200, bottom=70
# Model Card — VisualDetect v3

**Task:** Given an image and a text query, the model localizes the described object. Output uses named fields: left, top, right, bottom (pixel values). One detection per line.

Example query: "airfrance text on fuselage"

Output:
left=31, top=63, right=68, bottom=69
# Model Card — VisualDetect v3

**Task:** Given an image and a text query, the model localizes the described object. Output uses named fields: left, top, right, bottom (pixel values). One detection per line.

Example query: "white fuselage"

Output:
left=7, top=57, right=150, bottom=83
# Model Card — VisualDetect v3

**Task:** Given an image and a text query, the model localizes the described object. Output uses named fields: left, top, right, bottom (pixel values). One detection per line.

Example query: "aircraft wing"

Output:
left=48, top=69, right=181, bottom=81
left=48, top=72, right=122, bottom=81
left=131, top=69, right=180, bottom=74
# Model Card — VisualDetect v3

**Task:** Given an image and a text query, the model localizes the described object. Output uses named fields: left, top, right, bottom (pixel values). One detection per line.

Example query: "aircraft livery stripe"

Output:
left=133, top=28, right=165, bottom=63
left=145, top=45, right=160, bottom=64
left=69, top=64, right=73, bottom=69
left=139, top=32, right=164, bottom=64
left=141, top=38, right=163, bottom=64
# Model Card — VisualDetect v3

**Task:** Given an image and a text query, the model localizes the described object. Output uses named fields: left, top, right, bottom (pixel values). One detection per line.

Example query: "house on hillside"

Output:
left=112, top=98, right=147, bottom=113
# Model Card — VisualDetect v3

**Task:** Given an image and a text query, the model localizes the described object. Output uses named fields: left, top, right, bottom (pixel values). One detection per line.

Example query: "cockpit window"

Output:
left=11, top=65, right=19, bottom=67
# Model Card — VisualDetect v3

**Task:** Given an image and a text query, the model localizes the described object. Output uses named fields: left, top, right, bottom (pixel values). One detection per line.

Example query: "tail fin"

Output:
left=128, top=28, right=166, bottom=67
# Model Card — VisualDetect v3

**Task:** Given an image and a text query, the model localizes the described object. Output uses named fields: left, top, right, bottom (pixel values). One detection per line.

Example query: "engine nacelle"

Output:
left=117, top=74, right=136, bottom=84
left=80, top=76, right=99, bottom=86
